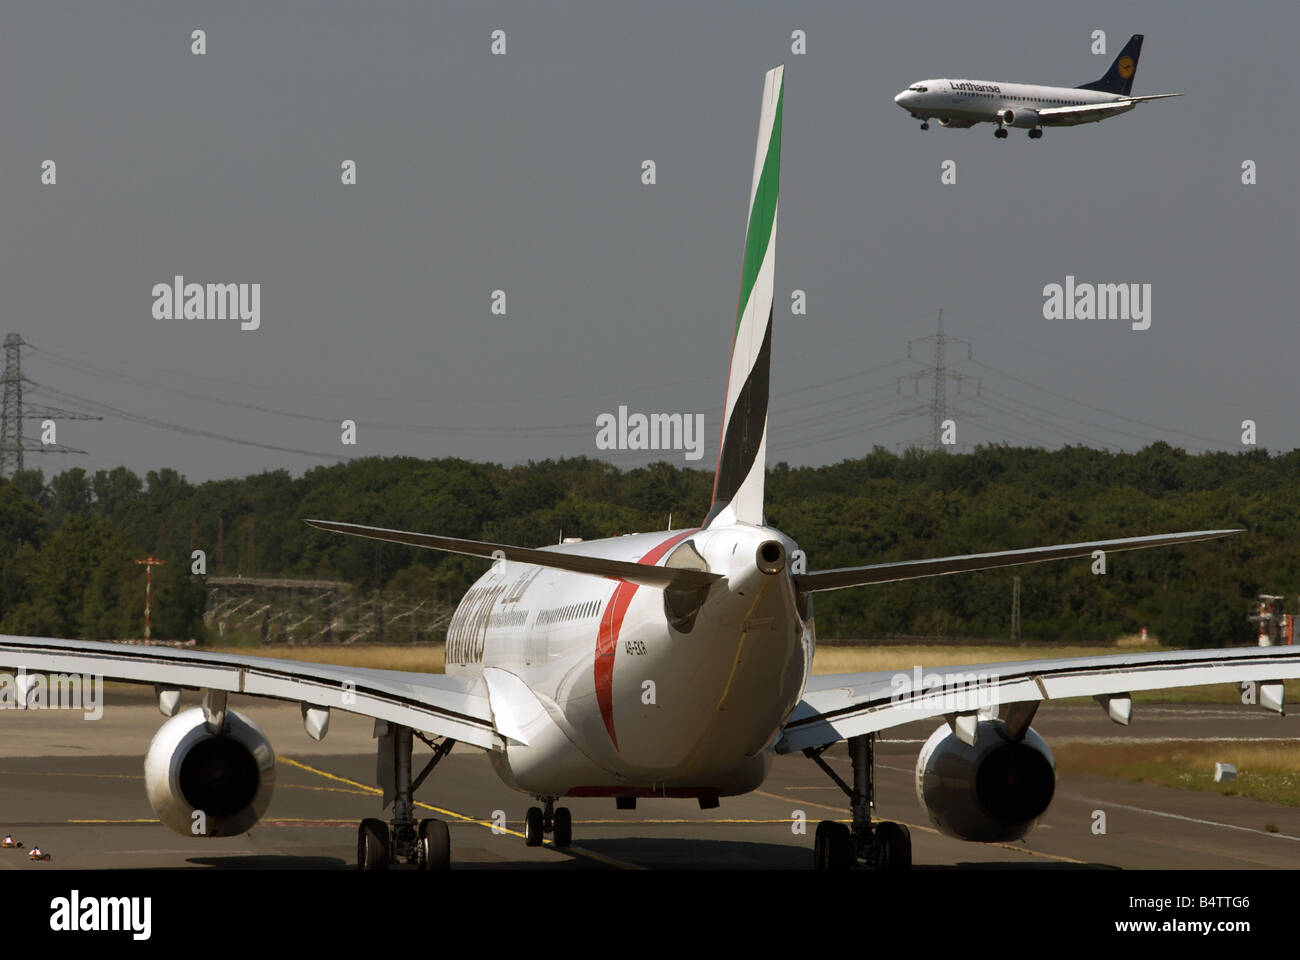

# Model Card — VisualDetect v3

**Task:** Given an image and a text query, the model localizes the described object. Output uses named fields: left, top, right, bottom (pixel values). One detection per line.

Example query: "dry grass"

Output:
left=206, top=644, right=444, bottom=674
left=1055, top=740, right=1300, bottom=808
left=810, top=644, right=1124, bottom=675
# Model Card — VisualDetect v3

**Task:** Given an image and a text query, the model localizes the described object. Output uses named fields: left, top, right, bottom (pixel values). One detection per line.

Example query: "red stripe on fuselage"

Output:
left=594, top=528, right=700, bottom=749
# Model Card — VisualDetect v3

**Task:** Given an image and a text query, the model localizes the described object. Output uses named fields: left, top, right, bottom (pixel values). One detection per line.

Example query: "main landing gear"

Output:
left=804, top=733, right=911, bottom=871
left=919, top=121, right=930, bottom=131
left=1028, top=128, right=1043, bottom=139
left=524, top=798, right=573, bottom=848
left=358, top=722, right=456, bottom=870
left=994, top=126, right=1009, bottom=139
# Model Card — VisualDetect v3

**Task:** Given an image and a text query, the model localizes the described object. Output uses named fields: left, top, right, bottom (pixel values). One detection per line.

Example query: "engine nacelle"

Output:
left=144, top=707, right=276, bottom=837
left=914, top=719, right=1055, bottom=842
left=997, top=107, right=1039, bottom=129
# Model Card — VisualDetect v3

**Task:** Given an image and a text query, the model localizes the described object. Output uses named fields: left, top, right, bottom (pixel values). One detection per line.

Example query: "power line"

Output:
left=968, top=358, right=1234, bottom=448
left=26, top=345, right=592, bottom=439
left=27, top=383, right=352, bottom=463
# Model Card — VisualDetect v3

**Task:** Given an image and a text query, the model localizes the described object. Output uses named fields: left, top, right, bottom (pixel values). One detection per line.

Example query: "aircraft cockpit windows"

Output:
left=908, top=85, right=927, bottom=93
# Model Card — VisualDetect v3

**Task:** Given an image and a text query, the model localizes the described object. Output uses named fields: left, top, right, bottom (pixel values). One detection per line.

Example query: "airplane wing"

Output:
left=1038, top=93, right=1182, bottom=125
left=792, top=528, right=1237, bottom=593
left=0, top=634, right=498, bottom=748
left=777, top=644, right=1300, bottom=753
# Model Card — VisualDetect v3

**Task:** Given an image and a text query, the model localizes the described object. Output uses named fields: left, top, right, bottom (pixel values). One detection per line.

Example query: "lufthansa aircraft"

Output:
left=893, top=34, right=1181, bottom=138
left=2, top=66, right=1296, bottom=872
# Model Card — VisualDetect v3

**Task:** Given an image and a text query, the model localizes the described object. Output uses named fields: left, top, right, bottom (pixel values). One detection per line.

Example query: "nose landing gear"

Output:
left=525, top=798, right=573, bottom=848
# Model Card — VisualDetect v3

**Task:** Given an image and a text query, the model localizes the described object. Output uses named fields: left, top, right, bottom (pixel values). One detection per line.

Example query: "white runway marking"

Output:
left=1064, top=795, right=1300, bottom=843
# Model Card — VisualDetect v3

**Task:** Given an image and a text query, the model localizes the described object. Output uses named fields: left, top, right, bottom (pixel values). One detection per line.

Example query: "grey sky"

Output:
left=2, top=0, right=1295, bottom=482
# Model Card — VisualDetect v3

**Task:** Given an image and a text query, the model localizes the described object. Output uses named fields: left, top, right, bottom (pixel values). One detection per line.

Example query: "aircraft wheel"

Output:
left=875, top=821, right=912, bottom=871
left=1029, top=128, right=1043, bottom=139
left=920, top=121, right=930, bottom=131
left=553, top=807, right=573, bottom=848
left=524, top=806, right=545, bottom=847
left=358, top=818, right=390, bottom=870
left=418, top=818, right=450, bottom=870
left=995, top=127, right=1008, bottom=139
left=814, top=820, right=853, bottom=871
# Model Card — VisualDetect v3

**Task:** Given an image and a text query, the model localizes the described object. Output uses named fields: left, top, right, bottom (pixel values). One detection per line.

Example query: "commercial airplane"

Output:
left=893, top=34, right=1181, bottom=138
left=3, top=65, right=1296, bottom=872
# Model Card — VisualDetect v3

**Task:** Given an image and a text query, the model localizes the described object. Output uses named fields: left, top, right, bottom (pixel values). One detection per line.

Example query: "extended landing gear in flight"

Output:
left=524, top=798, right=573, bottom=847
left=805, top=734, right=912, bottom=871
left=1028, top=128, right=1043, bottom=139
left=994, top=126, right=1009, bottom=139
left=919, top=121, right=930, bottom=131
left=357, top=723, right=456, bottom=870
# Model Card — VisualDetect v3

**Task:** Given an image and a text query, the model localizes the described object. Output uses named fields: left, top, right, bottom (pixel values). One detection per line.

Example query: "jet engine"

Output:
left=914, top=719, right=1055, bottom=842
left=997, top=107, right=1039, bottom=129
left=144, top=707, right=276, bottom=837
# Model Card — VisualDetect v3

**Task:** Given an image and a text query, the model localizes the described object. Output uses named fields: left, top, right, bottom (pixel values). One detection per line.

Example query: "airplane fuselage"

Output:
left=894, top=79, right=1132, bottom=128
left=445, top=523, right=813, bottom=800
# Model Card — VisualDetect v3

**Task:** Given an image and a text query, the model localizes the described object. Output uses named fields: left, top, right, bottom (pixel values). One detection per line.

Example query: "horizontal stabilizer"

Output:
left=792, top=529, right=1240, bottom=594
left=1119, top=93, right=1183, bottom=103
left=1039, top=93, right=1181, bottom=123
left=305, top=519, right=722, bottom=590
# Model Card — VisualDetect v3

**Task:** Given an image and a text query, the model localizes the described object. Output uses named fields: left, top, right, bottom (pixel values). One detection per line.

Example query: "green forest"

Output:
left=0, top=443, right=1295, bottom=647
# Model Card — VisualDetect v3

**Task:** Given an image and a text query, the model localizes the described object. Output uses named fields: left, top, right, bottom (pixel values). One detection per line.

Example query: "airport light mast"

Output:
left=135, top=556, right=166, bottom=641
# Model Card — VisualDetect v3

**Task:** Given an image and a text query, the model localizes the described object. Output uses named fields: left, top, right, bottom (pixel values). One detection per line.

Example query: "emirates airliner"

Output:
left=4, top=65, right=1293, bottom=874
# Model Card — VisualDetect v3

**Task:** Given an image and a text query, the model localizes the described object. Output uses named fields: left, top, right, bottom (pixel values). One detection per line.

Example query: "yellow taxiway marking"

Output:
left=754, top=788, right=1089, bottom=865
left=558, top=818, right=797, bottom=825
left=279, top=756, right=644, bottom=871
left=0, top=769, right=142, bottom=780
left=278, top=782, right=373, bottom=797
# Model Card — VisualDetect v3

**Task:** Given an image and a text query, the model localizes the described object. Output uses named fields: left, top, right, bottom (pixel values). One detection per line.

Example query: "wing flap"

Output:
left=0, top=635, right=497, bottom=748
left=778, top=645, right=1300, bottom=753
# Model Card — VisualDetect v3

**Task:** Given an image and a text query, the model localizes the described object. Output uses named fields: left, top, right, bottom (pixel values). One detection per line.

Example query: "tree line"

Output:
left=0, top=442, right=1295, bottom=647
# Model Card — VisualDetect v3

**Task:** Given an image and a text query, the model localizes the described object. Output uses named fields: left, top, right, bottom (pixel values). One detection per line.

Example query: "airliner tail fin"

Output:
left=705, top=65, right=784, bottom=530
left=1078, top=33, right=1143, bottom=96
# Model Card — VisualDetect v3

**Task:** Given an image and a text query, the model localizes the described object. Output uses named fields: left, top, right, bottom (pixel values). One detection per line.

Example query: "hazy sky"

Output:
left=2, top=0, right=1295, bottom=482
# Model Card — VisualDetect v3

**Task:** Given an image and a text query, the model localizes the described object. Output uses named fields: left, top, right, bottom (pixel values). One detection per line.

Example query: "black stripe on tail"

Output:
left=704, top=309, right=772, bottom=526
left=1078, top=33, right=1143, bottom=96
